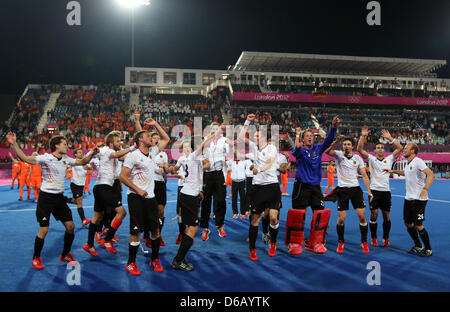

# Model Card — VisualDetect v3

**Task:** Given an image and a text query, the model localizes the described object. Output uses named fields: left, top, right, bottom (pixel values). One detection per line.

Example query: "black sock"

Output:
left=62, top=232, right=75, bottom=256
left=249, top=225, right=258, bottom=249
left=87, top=223, right=97, bottom=246
left=178, top=222, right=186, bottom=235
left=269, top=223, right=279, bottom=243
left=382, top=220, right=391, bottom=239
left=127, top=243, right=139, bottom=264
left=33, top=236, right=45, bottom=259
left=151, top=237, right=161, bottom=260
left=360, top=223, right=368, bottom=243
left=336, top=224, right=345, bottom=243
left=174, top=234, right=194, bottom=262
left=159, top=217, right=165, bottom=231
left=407, top=227, right=422, bottom=247
left=96, top=222, right=103, bottom=234
left=77, top=207, right=85, bottom=221
left=418, top=228, right=432, bottom=250
left=143, top=230, right=150, bottom=239
left=369, top=221, right=378, bottom=239
left=104, top=226, right=117, bottom=242
left=261, top=216, right=269, bottom=234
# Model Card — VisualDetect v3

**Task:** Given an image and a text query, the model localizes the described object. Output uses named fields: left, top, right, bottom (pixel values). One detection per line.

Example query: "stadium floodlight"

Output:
left=116, top=0, right=150, bottom=8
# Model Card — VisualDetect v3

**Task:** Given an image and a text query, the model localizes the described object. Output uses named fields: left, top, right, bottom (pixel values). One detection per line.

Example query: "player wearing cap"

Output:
left=357, top=126, right=403, bottom=247
left=325, top=136, right=373, bottom=254
left=384, top=143, right=434, bottom=257
left=6, top=132, right=98, bottom=270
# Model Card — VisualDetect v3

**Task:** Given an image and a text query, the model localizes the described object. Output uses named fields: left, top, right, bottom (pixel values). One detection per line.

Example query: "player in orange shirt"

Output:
left=18, top=160, right=31, bottom=201
left=324, top=160, right=336, bottom=196
left=29, top=152, right=42, bottom=202
left=9, top=152, right=20, bottom=189
left=84, top=164, right=92, bottom=195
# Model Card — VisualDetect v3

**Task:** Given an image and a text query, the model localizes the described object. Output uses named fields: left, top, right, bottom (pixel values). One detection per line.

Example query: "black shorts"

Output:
left=154, top=181, right=167, bottom=206
left=403, top=200, right=427, bottom=226
left=179, top=192, right=200, bottom=227
left=337, top=186, right=366, bottom=211
left=370, top=190, right=391, bottom=211
left=249, top=183, right=281, bottom=214
left=127, top=193, right=159, bottom=235
left=36, top=191, right=73, bottom=227
left=70, top=183, right=84, bottom=199
left=93, top=184, right=122, bottom=213
left=112, top=179, right=122, bottom=201
left=291, top=181, right=324, bottom=211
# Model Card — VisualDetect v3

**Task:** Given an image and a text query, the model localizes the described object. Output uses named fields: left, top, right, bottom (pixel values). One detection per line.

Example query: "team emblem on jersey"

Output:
left=262, top=152, right=265, bottom=156
left=410, top=166, right=413, bottom=170
left=160, top=155, right=163, bottom=158
left=353, top=160, right=356, bottom=165
left=313, top=152, right=317, bottom=157
left=149, top=155, right=152, bottom=159
left=63, top=161, right=67, bottom=165
left=384, top=160, right=387, bottom=163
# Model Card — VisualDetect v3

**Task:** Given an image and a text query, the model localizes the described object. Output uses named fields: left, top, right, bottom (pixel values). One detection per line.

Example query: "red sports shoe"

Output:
left=160, top=237, right=166, bottom=246
left=249, top=248, right=258, bottom=261
left=112, top=236, right=119, bottom=244
left=312, top=243, right=327, bottom=254
left=361, top=242, right=370, bottom=254
left=336, top=242, right=345, bottom=254
left=383, top=238, right=390, bottom=247
left=233, top=214, right=238, bottom=219
left=31, top=257, right=44, bottom=270
left=371, top=238, right=379, bottom=247
left=175, top=233, right=183, bottom=245
left=150, top=258, right=164, bottom=272
left=60, top=253, right=77, bottom=263
left=82, top=218, right=91, bottom=227
left=126, top=262, right=141, bottom=275
left=100, top=228, right=108, bottom=237
left=241, top=215, right=245, bottom=220
left=288, top=243, right=303, bottom=255
left=83, top=244, right=98, bottom=256
left=95, top=232, right=103, bottom=244
left=143, top=238, right=152, bottom=248
left=201, top=229, right=210, bottom=241
left=245, top=211, right=249, bottom=217
left=217, top=226, right=227, bottom=238
left=268, top=241, right=277, bottom=257
left=100, top=240, right=117, bottom=254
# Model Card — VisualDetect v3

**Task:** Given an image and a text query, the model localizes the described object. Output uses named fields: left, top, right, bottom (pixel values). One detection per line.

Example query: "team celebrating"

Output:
left=5, top=110, right=435, bottom=275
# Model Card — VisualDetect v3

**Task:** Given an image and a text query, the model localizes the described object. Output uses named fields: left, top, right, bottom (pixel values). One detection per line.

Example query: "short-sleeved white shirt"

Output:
left=72, top=165, right=87, bottom=186
left=334, top=151, right=365, bottom=188
left=36, top=153, right=77, bottom=194
left=94, top=146, right=117, bottom=187
left=367, top=154, right=395, bottom=191
left=249, top=141, right=278, bottom=185
left=180, top=153, right=204, bottom=197
left=123, top=149, right=156, bottom=199
left=176, top=154, right=188, bottom=187
left=154, top=151, right=168, bottom=182
left=404, top=157, right=429, bottom=201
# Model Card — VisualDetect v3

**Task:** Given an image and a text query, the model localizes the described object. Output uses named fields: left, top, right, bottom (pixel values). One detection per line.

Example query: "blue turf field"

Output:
left=0, top=179, right=449, bottom=292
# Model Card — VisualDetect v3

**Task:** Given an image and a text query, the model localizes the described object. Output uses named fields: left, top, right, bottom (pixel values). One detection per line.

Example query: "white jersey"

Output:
left=180, top=152, right=204, bottom=197
left=123, top=149, right=157, bottom=199
left=154, top=151, right=168, bottom=182
left=94, top=146, right=118, bottom=187
left=367, top=154, right=395, bottom=191
left=249, top=141, right=278, bottom=185
left=334, top=151, right=365, bottom=188
left=36, top=153, right=77, bottom=194
left=204, top=136, right=229, bottom=172
left=90, top=158, right=100, bottom=171
left=72, top=165, right=87, bottom=186
left=175, top=154, right=188, bottom=187
left=276, top=153, right=288, bottom=176
left=114, top=160, right=122, bottom=180
left=245, top=159, right=254, bottom=178
left=226, top=160, right=246, bottom=182
left=404, top=157, right=429, bottom=201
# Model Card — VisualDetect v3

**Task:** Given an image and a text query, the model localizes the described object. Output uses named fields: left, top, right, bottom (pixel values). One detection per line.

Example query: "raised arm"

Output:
left=383, top=168, right=404, bottom=176
left=8, top=152, right=18, bottom=164
left=238, top=114, right=254, bottom=144
left=195, top=131, right=217, bottom=156
left=6, top=132, right=37, bottom=164
left=134, top=109, right=142, bottom=132
left=319, top=115, right=339, bottom=153
left=145, top=118, right=170, bottom=150
left=325, top=135, right=344, bottom=157
left=75, top=147, right=100, bottom=166
left=357, top=125, right=370, bottom=160
left=381, top=129, right=403, bottom=159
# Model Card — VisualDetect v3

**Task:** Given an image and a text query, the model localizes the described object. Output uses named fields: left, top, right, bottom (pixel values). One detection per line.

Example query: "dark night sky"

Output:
left=1, top=0, right=449, bottom=95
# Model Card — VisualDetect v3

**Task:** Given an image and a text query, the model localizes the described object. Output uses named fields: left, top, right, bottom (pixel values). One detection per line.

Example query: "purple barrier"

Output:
left=233, top=92, right=450, bottom=107
left=3, top=149, right=450, bottom=163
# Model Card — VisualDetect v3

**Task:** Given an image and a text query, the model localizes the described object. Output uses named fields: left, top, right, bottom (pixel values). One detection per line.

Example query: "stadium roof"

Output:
left=232, top=51, right=447, bottom=77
